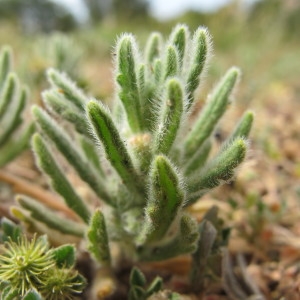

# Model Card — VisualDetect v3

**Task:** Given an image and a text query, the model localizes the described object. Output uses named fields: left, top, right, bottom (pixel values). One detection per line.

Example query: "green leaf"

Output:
left=22, top=289, right=42, bottom=300
left=87, top=100, right=143, bottom=200
left=144, top=32, right=163, bottom=64
left=17, top=195, right=86, bottom=237
left=1, top=286, right=18, bottom=300
left=31, top=133, right=90, bottom=223
left=0, top=217, right=22, bottom=243
left=86, top=209, right=111, bottom=266
left=154, top=78, right=184, bottom=155
left=128, top=286, right=146, bottom=300
left=228, top=110, right=254, bottom=141
left=186, top=27, right=211, bottom=108
left=170, top=24, right=189, bottom=71
left=184, top=139, right=211, bottom=176
left=0, top=86, right=27, bottom=147
left=187, top=138, right=247, bottom=205
left=184, top=67, right=240, bottom=156
left=146, top=276, right=163, bottom=297
left=164, top=45, right=178, bottom=79
left=47, top=68, right=87, bottom=109
left=0, top=73, right=18, bottom=121
left=42, top=89, right=89, bottom=135
left=116, top=34, right=143, bottom=132
left=138, top=155, right=184, bottom=244
left=0, top=46, right=12, bottom=89
left=0, top=123, right=34, bottom=168
left=32, top=105, right=113, bottom=206
left=51, top=244, right=75, bottom=268
left=138, top=214, right=199, bottom=261
left=130, top=267, right=146, bottom=288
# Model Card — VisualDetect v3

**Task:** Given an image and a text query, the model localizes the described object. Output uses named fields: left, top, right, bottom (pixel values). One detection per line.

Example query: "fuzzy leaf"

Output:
left=87, top=100, right=143, bottom=199
left=170, top=24, right=189, bottom=70
left=0, top=86, right=27, bottom=147
left=154, top=78, right=184, bottom=155
left=228, top=110, right=254, bottom=141
left=0, top=73, right=18, bottom=121
left=0, top=47, right=11, bottom=88
left=138, top=214, right=199, bottom=261
left=47, top=68, right=87, bottom=109
left=186, top=27, right=211, bottom=108
left=87, top=209, right=111, bottom=266
left=145, top=32, right=162, bottom=64
left=42, top=90, right=89, bottom=135
left=116, top=34, right=143, bottom=132
left=184, top=139, right=212, bottom=176
left=17, top=195, right=85, bottom=237
left=164, top=45, right=178, bottom=79
left=138, top=155, right=184, bottom=244
left=185, top=67, right=240, bottom=156
left=187, top=138, right=247, bottom=205
left=32, top=105, right=113, bottom=206
left=0, top=123, right=34, bottom=168
left=154, top=58, right=162, bottom=83
left=31, top=133, right=90, bottom=223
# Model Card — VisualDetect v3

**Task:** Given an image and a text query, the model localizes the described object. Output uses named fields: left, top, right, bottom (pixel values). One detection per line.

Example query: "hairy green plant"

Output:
left=0, top=218, right=86, bottom=299
left=0, top=46, right=33, bottom=167
left=13, top=24, right=253, bottom=296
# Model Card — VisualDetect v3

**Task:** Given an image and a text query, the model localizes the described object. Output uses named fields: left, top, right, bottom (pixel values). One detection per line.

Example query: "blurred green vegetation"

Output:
left=0, top=0, right=299, bottom=105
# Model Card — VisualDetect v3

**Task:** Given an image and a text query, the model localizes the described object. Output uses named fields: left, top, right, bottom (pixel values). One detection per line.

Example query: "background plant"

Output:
left=0, top=46, right=33, bottom=168
left=0, top=218, right=86, bottom=299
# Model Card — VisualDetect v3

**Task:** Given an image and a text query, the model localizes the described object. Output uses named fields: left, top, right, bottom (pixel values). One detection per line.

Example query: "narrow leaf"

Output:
left=144, top=32, right=162, bottom=64
left=184, top=67, right=240, bottom=157
left=116, top=34, right=143, bottom=132
left=186, top=27, right=211, bottom=108
left=0, top=46, right=12, bottom=88
left=164, top=45, right=178, bottom=79
left=31, top=133, right=90, bottom=223
left=87, top=100, right=143, bottom=199
left=146, top=276, right=163, bottom=297
left=170, top=24, right=189, bottom=70
left=187, top=138, right=247, bottom=205
left=138, top=214, right=199, bottom=261
left=17, top=195, right=86, bottom=237
left=0, top=123, right=34, bottom=168
left=0, top=86, right=27, bottom=147
left=228, top=110, right=254, bottom=142
left=0, top=73, right=18, bottom=121
left=47, top=68, right=87, bottom=109
left=138, top=155, right=184, bottom=244
left=42, top=90, right=89, bottom=135
left=184, top=140, right=211, bottom=176
left=87, top=209, right=111, bottom=266
left=154, top=78, right=184, bottom=155
left=32, top=105, right=113, bottom=206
